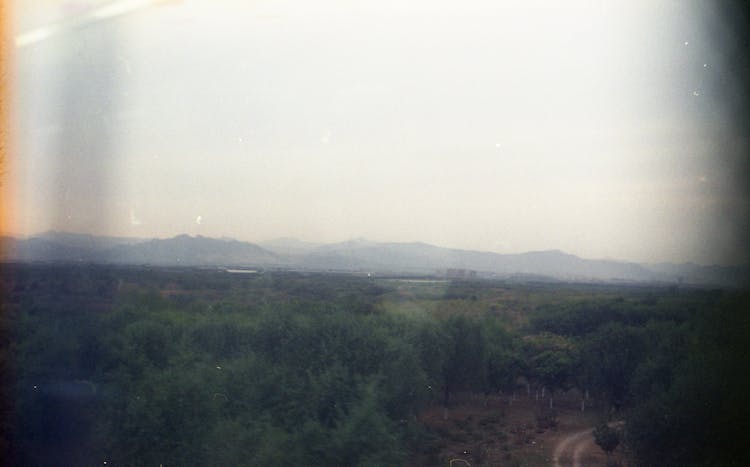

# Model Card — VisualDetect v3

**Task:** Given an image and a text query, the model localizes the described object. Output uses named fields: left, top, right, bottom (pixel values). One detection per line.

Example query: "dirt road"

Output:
left=552, top=427, right=594, bottom=467
left=552, top=421, right=623, bottom=467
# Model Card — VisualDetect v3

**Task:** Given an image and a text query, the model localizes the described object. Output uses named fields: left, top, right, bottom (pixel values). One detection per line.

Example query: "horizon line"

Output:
left=3, top=229, right=738, bottom=269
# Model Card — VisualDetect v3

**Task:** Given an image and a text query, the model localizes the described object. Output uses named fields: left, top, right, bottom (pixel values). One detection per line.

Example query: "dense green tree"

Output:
left=581, top=323, right=645, bottom=410
left=593, top=423, right=620, bottom=460
left=531, top=349, right=574, bottom=408
left=483, top=318, right=523, bottom=398
left=331, top=382, right=405, bottom=466
left=440, top=315, right=487, bottom=410
left=377, top=337, right=431, bottom=418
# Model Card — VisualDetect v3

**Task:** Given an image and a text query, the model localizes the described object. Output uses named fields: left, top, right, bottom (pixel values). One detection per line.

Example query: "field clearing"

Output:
left=412, top=390, right=625, bottom=467
left=376, top=279, right=645, bottom=329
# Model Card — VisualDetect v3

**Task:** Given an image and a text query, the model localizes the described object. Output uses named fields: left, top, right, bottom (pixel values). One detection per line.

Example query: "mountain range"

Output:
left=1, top=231, right=746, bottom=286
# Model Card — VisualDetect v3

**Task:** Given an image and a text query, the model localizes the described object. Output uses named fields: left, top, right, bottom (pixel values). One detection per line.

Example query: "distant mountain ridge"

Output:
left=107, top=234, right=281, bottom=266
left=1, top=232, right=747, bottom=286
left=259, top=237, right=323, bottom=256
left=1, top=232, right=280, bottom=267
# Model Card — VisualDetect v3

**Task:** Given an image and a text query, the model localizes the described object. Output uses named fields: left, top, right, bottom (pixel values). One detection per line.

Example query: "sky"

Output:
left=6, top=0, right=749, bottom=265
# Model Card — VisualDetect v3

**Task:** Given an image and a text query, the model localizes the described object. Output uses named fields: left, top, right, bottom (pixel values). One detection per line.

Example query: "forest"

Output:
left=1, top=263, right=748, bottom=466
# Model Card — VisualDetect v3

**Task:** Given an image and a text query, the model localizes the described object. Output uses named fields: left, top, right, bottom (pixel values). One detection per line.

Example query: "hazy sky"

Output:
left=8, top=0, right=749, bottom=264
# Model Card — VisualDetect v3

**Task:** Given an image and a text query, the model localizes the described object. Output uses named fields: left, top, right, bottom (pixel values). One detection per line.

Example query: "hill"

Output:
left=2, top=232, right=746, bottom=285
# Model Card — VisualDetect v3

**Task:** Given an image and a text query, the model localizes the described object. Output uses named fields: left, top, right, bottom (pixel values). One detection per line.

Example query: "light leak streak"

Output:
left=93, top=0, right=152, bottom=20
left=15, top=25, right=59, bottom=47
left=15, top=0, right=169, bottom=48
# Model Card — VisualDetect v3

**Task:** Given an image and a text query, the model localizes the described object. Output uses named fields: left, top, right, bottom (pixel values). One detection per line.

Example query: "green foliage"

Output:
left=625, top=295, right=750, bottom=466
left=3, top=264, right=747, bottom=466
left=440, top=315, right=488, bottom=403
left=483, top=318, right=523, bottom=394
left=6, top=266, right=446, bottom=465
left=530, top=349, right=574, bottom=395
left=581, top=323, right=645, bottom=409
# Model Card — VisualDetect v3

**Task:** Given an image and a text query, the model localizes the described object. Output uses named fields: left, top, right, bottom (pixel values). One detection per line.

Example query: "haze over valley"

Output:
left=3, top=231, right=745, bottom=286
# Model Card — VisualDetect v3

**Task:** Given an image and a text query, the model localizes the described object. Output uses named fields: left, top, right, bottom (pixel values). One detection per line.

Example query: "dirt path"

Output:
left=572, top=436, right=599, bottom=467
left=552, top=421, right=623, bottom=467
left=552, top=427, right=594, bottom=467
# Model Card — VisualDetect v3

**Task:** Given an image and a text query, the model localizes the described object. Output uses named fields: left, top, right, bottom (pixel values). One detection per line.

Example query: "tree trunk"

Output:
left=581, top=397, right=585, bottom=412
left=541, top=387, right=545, bottom=398
left=443, top=387, right=450, bottom=420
